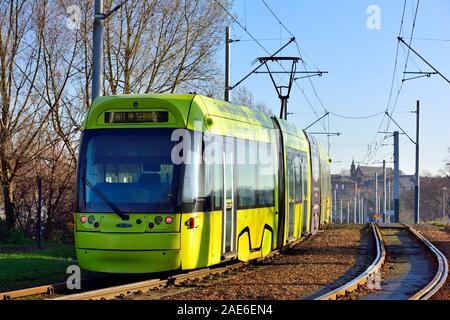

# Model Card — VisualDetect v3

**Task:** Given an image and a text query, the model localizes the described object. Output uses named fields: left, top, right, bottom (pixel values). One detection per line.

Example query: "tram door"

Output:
left=301, top=157, right=309, bottom=234
left=287, top=154, right=296, bottom=241
left=222, top=143, right=236, bottom=259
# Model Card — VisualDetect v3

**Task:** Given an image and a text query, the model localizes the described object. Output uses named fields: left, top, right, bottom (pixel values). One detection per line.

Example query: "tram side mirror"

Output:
left=329, top=158, right=332, bottom=164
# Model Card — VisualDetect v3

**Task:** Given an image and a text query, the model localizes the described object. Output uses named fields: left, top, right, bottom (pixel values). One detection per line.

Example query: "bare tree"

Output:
left=232, top=86, right=273, bottom=116
left=0, top=0, right=232, bottom=239
left=39, top=1, right=86, bottom=162
left=103, top=0, right=230, bottom=96
left=445, top=147, right=450, bottom=179
left=0, top=0, right=52, bottom=228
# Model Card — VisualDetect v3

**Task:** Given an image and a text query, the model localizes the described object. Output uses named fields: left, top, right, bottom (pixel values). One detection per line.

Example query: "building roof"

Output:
left=331, top=174, right=356, bottom=185
left=399, top=175, right=415, bottom=189
left=356, top=166, right=394, bottom=177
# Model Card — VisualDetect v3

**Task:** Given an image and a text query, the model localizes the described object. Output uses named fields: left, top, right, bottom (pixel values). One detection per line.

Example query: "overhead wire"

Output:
left=259, top=0, right=330, bottom=133
left=386, top=0, right=420, bottom=130
left=215, top=0, right=329, bottom=132
left=329, top=110, right=386, bottom=120
left=365, top=0, right=421, bottom=165
left=364, top=0, right=407, bottom=164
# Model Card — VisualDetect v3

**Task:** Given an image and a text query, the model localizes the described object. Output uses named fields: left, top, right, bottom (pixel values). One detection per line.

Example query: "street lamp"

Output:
left=443, top=187, right=447, bottom=222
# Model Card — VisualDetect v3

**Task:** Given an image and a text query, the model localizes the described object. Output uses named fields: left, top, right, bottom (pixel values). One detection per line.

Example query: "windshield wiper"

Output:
left=82, top=177, right=130, bottom=221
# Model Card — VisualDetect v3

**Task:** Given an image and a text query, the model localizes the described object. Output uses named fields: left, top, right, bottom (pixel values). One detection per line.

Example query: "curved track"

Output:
left=314, top=223, right=385, bottom=300
left=3, top=226, right=447, bottom=301
left=315, top=223, right=448, bottom=300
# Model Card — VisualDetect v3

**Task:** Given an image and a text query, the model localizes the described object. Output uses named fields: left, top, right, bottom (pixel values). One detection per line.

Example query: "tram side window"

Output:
left=181, top=136, right=206, bottom=207
left=257, top=142, right=275, bottom=207
left=301, top=154, right=308, bottom=200
left=206, top=163, right=223, bottom=211
left=295, top=156, right=302, bottom=203
left=237, top=139, right=258, bottom=208
left=321, top=160, right=326, bottom=201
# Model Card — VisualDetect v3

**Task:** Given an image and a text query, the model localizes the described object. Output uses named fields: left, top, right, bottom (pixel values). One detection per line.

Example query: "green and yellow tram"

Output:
left=74, top=94, right=332, bottom=273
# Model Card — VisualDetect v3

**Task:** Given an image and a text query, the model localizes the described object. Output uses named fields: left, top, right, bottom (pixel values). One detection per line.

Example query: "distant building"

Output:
left=331, top=174, right=357, bottom=194
left=399, top=175, right=415, bottom=193
left=350, top=159, right=393, bottom=188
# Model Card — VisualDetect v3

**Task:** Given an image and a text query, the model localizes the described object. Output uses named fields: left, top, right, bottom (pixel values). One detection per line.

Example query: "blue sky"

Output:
left=223, top=0, right=450, bottom=175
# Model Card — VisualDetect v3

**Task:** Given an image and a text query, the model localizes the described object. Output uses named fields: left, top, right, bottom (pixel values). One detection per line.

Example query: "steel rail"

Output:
left=51, top=261, right=262, bottom=300
left=1, top=282, right=66, bottom=300
left=406, top=225, right=449, bottom=300
left=0, top=234, right=306, bottom=301
left=314, top=223, right=386, bottom=300
left=51, top=278, right=169, bottom=300
left=49, top=237, right=302, bottom=301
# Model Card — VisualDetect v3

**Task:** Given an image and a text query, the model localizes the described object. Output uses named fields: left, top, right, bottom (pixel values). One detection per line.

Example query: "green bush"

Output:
left=0, top=221, right=34, bottom=245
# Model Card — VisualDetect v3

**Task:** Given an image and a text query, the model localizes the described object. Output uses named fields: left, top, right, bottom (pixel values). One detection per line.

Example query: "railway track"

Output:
left=0, top=274, right=168, bottom=300
left=1, top=238, right=295, bottom=301
left=3, top=226, right=447, bottom=301
left=315, top=223, right=448, bottom=300
left=0, top=263, right=249, bottom=301
left=52, top=241, right=298, bottom=301
left=52, top=262, right=249, bottom=300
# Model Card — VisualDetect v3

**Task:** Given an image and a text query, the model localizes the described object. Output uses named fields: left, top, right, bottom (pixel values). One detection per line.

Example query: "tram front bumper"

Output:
left=75, top=232, right=181, bottom=273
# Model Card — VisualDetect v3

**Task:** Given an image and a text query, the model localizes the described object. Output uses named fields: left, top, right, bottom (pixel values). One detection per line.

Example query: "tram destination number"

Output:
left=177, top=303, right=273, bottom=318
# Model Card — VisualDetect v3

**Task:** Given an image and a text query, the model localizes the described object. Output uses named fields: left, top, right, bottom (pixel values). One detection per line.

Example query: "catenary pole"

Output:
left=225, top=27, right=231, bottom=102
left=394, top=131, right=400, bottom=223
left=444, top=187, right=447, bottom=222
left=92, top=0, right=104, bottom=101
left=414, top=101, right=420, bottom=224
left=383, top=160, right=387, bottom=223
left=347, top=201, right=350, bottom=224
left=375, top=171, right=378, bottom=217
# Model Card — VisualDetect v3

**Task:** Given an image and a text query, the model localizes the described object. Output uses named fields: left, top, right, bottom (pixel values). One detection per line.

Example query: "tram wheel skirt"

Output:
left=76, top=249, right=181, bottom=274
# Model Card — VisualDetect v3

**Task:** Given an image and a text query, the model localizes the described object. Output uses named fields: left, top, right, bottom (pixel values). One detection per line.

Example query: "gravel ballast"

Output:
left=414, top=224, right=450, bottom=300
left=130, top=224, right=373, bottom=301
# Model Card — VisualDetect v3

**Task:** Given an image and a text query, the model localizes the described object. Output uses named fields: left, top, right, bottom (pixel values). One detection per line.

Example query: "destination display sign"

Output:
left=104, top=111, right=169, bottom=124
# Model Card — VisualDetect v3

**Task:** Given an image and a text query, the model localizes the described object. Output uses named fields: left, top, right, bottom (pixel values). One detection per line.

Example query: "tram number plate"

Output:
left=105, top=111, right=169, bottom=124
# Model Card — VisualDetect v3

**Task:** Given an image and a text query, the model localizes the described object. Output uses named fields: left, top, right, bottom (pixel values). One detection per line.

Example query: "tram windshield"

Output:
left=77, top=129, right=182, bottom=213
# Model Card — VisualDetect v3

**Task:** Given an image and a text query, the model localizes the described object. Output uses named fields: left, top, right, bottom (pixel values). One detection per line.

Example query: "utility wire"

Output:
left=258, top=0, right=330, bottom=132
left=386, top=0, right=420, bottom=131
left=401, top=0, right=421, bottom=85
left=364, top=0, right=407, bottom=164
left=236, top=38, right=293, bottom=42
left=214, top=0, right=272, bottom=56
left=329, top=110, right=386, bottom=120
left=405, top=37, right=450, bottom=42
left=216, top=0, right=328, bottom=132
left=366, top=0, right=420, bottom=165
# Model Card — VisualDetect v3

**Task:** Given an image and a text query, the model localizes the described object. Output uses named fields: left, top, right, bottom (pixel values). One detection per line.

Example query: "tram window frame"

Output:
left=294, top=155, right=303, bottom=204
left=286, top=148, right=308, bottom=204
left=179, top=131, right=209, bottom=213
left=204, top=134, right=224, bottom=212
left=257, top=142, right=275, bottom=207
left=236, top=138, right=258, bottom=209
left=301, top=154, right=308, bottom=200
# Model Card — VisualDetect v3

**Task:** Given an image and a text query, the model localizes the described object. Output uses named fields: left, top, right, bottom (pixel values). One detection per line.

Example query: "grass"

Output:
left=426, top=220, right=449, bottom=229
left=0, top=243, right=86, bottom=292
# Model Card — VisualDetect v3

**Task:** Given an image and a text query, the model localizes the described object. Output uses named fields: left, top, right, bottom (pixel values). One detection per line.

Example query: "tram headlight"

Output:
left=88, top=215, right=95, bottom=224
left=155, top=216, right=163, bottom=225
left=80, top=216, right=87, bottom=224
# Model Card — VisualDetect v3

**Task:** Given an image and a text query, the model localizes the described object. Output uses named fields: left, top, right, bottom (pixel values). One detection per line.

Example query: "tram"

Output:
left=74, top=94, right=332, bottom=273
